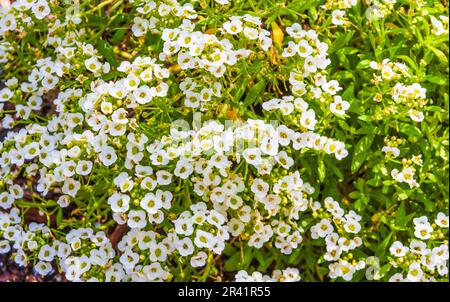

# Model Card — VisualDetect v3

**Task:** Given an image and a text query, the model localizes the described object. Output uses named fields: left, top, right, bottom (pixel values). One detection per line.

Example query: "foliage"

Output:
left=0, top=0, right=448, bottom=282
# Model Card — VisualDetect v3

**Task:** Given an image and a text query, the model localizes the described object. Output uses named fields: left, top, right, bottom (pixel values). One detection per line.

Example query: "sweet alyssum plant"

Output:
left=0, top=0, right=448, bottom=282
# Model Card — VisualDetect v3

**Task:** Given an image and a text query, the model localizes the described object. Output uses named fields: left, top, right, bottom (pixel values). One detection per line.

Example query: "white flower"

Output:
left=243, top=148, right=262, bottom=165
left=132, top=17, right=149, bottom=37
left=38, top=245, right=55, bottom=262
left=332, top=10, right=346, bottom=25
left=174, top=218, right=194, bottom=236
left=190, top=251, right=208, bottom=267
left=35, top=261, right=52, bottom=276
left=343, top=219, right=361, bottom=234
left=0, top=14, right=16, bottom=31
left=322, top=80, right=342, bottom=95
left=382, top=146, right=400, bottom=158
left=282, top=41, right=298, bottom=57
left=223, top=19, right=242, bottom=35
left=62, top=160, right=77, bottom=177
left=286, top=23, right=303, bottom=38
left=215, top=0, right=230, bottom=4
left=23, top=142, right=40, bottom=160
left=0, top=240, right=11, bottom=254
left=62, top=178, right=81, bottom=197
left=112, top=108, right=129, bottom=124
left=156, top=170, right=173, bottom=185
left=260, top=137, right=279, bottom=156
left=174, top=159, right=194, bottom=179
left=243, top=27, right=259, bottom=40
left=113, top=172, right=134, bottom=193
left=85, top=57, right=102, bottom=73
left=177, top=238, right=195, bottom=256
left=296, top=40, right=313, bottom=58
left=388, top=273, right=404, bottom=282
left=108, top=193, right=130, bottom=213
left=120, top=250, right=139, bottom=270
left=194, top=230, right=216, bottom=249
left=228, top=218, right=244, bottom=236
left=140, top=193, right=162, bottom=214
left=409, top=240, right=427, bottom=255
left=407, top=262, right=423, bottom=281
left=330, top=96, right=350, bottom=115
left=0, top=88, right=13, bottom=102
left=99, top=146, right=118, bottom=166
left=251, top=178, right=269, bottom=197
left=32, top=0, right=50, bottom=20
left=76, top=160, right=93, bottom=176
left=337, top=260, right=355, bottom=281
left=275, top=151, right=294, bottom=169
left=389, top=241, right=409, bottom=257
left=124, top=74, right=140, bottom=91
left=409, top=109, right=424, bottom=122
left=314, top=219, right=334, bottom=238
left=127, top=210, right=147, bottom=229
left=149, top=242, right=168, bottom=262
left=10, top=184, right=24, bottom=199
left=300, top=109, right=317, bottom=130
left=277, top=125, right=294, bottom=146
left=431, top=16, right=446, bottom=36
left=435, top=212, right=449, bottom=228
left=414, top=223, right=433, bottom=240
left=57, top=195, right=70, bottom=208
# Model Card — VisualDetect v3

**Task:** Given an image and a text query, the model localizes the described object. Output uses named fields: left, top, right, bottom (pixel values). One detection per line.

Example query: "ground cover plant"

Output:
left=0, top=0, right=448, bottom=282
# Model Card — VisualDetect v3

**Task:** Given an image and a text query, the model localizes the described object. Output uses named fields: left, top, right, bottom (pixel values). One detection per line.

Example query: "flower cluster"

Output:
left=366, top=0, right=397, bottom=20
left=390, top=155, right=422, bottom=188
left=322, top=0, right=358, bottom=26
left=0, top=0, right=448, bottom=283
left=369, top=58, right=427, bottom=123
left=387, top=213, right=449, bottom=282
left=234, top=267, right=301, bottom=282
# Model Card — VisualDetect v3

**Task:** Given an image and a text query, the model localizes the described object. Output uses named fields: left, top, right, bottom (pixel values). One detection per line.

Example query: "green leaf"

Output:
left=277, top=0, right=322, bottom=17
left=97, top=39, right=117, bottom=67
left=102, top=71, right=122, bottom=81
left=379, top=263, right=392, bottom=278
left=342, top=84, right=354, bottom=100
left=223, top=252, right=240, bottom=272
left=223, top=244, right=237, bottom=257
left=145, top=32, right=161, bottom=46
left=356, top=59, right=371, bottom=69
left=243, top=79, right=266, bottom=106
left=329, top=31, right=355, bottom=54
left=330, top=164, right=344, bottom=180
left=233, top=79, right=248, bottom=103
left=56, top=208, right=63, bottom=227
left=183, top=181, right=192, bottom=207
left=318, top=157, right=326, bottom=182
left=85, top=14, right=108, bottom=28
left=395, top=201, right=406, bottom=227
left=242, top=246, right=253, bottom=268
left=254, top=249, right=267, bottom=267
left=428, top=46, right=448, bottom=64
left=333, top=70, right=355, bottom=80
left=425, top=75, right=447, bottom=86
left=349, top=191, right=361, bottom=199
left=399, top=123, right=423, bottom=137
left=304, top=246, right=315, bottom=271
left=351, top=134, right=375, bottom=173
left=111, top=28, right=128, bottom=45
left=25, top=32, right=38, bottom=47
left=397, top=55, right=418, bottom=72
left=288, top=248, right=302, bottom=265
left=376, top=232, right=393, bottom=260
